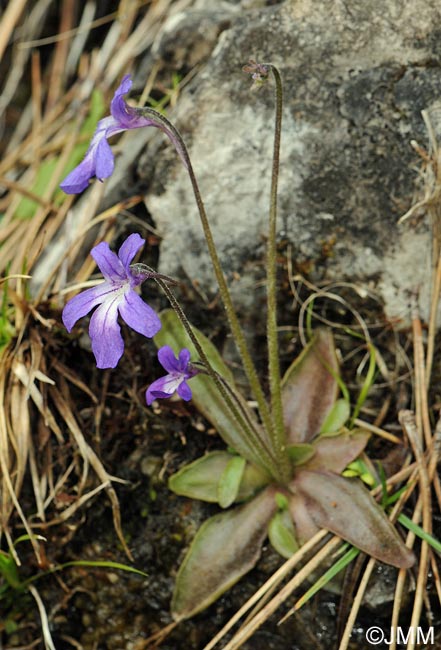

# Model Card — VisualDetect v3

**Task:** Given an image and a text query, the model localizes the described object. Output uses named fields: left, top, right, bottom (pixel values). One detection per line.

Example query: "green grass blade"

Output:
left=293, top=545, right=359, bottom=611
left=398, top=514, right=441, bottom=553
left=24, top=559, right=147, bottom=587
left=350, top=343, right=376, bottom=426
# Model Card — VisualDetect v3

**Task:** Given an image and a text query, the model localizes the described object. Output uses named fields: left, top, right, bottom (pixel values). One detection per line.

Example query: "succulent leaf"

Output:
left=281, top=329, right=339, bottom=443
left=319, top=398, right=351, bottom=435
left=171, top=487, right=278, bottom=620
left=218, top=456, right=246, bottom=508
left=293, top=469, right=415, bottom=569
left=268, top=509, right=299, bottom=558
left=287, top=443, right=316, bottom=466
left=169, top=451, right=269, bottom=503
left=303, top=430, right=370, bottom=473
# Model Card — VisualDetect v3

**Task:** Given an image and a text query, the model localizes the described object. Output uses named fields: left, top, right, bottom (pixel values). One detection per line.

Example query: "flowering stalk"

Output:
left=265, top=64, right=291, bottom=482
left=60, top=75, right=288, bottom=481
left=145, top=265, right=281, bottom=477
left=119, top=104, right=278, bottom=462
left=243, top=61, right=290, bottom=482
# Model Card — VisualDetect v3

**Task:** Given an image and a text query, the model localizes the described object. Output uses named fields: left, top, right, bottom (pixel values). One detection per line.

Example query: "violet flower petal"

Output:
left=178, top=348, right=191, bottom=369
left=94, top=137, right=115, bottom=180
left=177, top=381, right=192, bottom=401
left=110, top=74, right=134, bottom=125
left=59, top=116, right=117, bottom=193
left=146, top=346, right=197, bottom=405
left=157, top=345, right=181, bottom=373
left=117, top=233, right=145, bottom=271
left=91, top=242, right=126, bottom=281
left=118, top=290, right=162, bottom=338
left=59, top=151, right=97, bottom=194
left=89, top=297, right=124, bottom=368
left=146, top=376, right=182, bottom=405
left=62, top=282, right=114, bottom=331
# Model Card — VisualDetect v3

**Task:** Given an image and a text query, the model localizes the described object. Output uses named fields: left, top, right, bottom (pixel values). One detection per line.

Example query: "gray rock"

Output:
left=140, top=0, right=441, bottom=321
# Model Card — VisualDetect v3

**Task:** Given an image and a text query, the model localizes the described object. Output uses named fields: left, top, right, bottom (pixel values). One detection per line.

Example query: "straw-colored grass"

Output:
left=0, top=0, right=190, bottom=548
left=0, top=1, right=188, bottom=642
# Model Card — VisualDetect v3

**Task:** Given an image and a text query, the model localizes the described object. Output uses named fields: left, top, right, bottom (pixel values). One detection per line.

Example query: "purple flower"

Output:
left=62, top=233, right=161, bottom=369
left=242, top=59, right=270, bottom=88
left=60, top=75, right=185, bottom=194
left=146, top=346, right=198, bottom=406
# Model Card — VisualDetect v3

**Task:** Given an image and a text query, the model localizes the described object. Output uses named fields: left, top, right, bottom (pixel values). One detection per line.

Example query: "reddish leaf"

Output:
left=303, top=430, right=370, bottom=473
left=281, top=330, right=339, bottom=443
left=171, top=487, right=278, bottom=620
left=293, top=470, right=415, bottom=569
left=288, top=492, right=321, bottom=544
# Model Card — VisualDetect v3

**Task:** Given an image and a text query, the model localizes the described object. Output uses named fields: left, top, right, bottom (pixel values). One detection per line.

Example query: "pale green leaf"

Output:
left=169, top=451, right=269, bottom=503
left=218, top=456, right=246, bottom=508
left=0, top=551, right=21, bottom=590
left=268, top=510, right=299, bottom=559
left=286, top=443, right=315, bottom=465
left=319, top=398, right=350, bottom=434
left=169, top=452, right=233, bottom=502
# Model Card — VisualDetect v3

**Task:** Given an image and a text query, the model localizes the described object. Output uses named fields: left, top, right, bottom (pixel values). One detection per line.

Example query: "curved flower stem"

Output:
left=185, top=162, right=276, bottom=449
left=265, top=64, right=290, bottom=482
left=150, top=272, right=281, bottom=478
left=137, top=107, right=277, bottom=459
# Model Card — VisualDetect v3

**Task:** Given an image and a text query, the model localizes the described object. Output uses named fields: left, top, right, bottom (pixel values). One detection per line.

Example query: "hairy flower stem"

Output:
left=184, top=165, right=276, bottom=455
left=265, top=64, right=291, bottom=483
left=150, top=271, right=280, bottom=477
left=136, top=107, right=280, bottom=472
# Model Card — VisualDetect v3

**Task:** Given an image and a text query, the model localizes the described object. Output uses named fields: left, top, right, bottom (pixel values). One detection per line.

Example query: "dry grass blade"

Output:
left=0, top=0, right=27, bottom=63
left=398, top=410, right=438, bottom=650
left=28, top=585, right=57, bottom=650
left=0, top=0, right=54, bottom=126
left=337, top=485, right=415, bottom=650
left=142, top=621, right=180, bottom=649
left=213, top=536, right=343, bottom=650
left=203, top=530, right=328, bottom=650
left=297, top=286, right=371, bottom=347
left=51, top=358, right=99, bottom=404
left=0, top=346, right=42, bottom=561
left=353, top=417, right=402, bottom=444
left=12, top=358, right=62, bottom=442
left=49, top=386, right=132, bottom=559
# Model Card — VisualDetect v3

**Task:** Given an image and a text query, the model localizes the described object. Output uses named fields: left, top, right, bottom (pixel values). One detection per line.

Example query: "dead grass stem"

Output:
left=0, top=0, right=183, bottom=590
